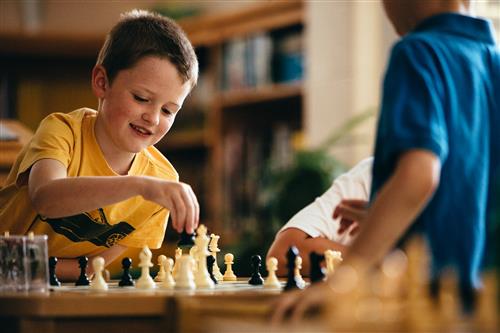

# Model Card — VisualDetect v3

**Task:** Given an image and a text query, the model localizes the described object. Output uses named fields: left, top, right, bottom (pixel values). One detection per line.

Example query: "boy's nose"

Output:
left=142, top=109, right=160, bottom=126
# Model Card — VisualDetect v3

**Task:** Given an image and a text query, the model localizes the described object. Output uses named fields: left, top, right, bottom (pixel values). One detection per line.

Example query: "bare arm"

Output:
left=267, top=228, right=347, bottom=276
left=271, top=150, right=441, bottom=323
left=28, top=158, right=199, bottom=233
left=342, top=149, right=440, bottom=271
left=55, top=244, right=128, bottom=282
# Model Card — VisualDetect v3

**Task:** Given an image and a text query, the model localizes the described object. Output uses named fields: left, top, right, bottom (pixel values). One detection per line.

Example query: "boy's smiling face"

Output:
left=93, top=56, right=191, bottom=159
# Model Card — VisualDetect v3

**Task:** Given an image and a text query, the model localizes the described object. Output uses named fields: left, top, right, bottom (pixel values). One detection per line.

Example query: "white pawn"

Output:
left=175, top=254, right=196, bottom=290
left=209, top=234, right=223, bottom=281
left=223, top=253, right=237, bottom=281
left=90, top=256, right=108, bottom=291
left=264, top=257, right=281, bottom=289
left=194, top=225, right=214, bottom=288
left=159, top=257, right=176, bottom=289
left=154, top=255, right=167, bottom=282
left=294, top=256, right=306, bottom=289
left=172, top=247, right=182, bottom=279
left=136, top=246, right=156, bottom=289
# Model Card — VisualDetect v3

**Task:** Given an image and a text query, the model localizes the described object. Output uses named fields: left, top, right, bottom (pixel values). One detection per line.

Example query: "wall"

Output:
left=305, top=1, right=396, bottom=166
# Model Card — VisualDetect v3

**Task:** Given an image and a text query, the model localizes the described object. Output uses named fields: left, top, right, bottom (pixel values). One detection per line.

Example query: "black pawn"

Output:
left=49, top=256, right=61, bottom=287
left=284, top=246, right=302, bottom=291
left=177, top=230, right=195, bottom=249
left=309, top=252, right=326, bottom=284
left=119, top=257, right=135, bottom=287
left=248, top=255, right=264, bottom=285
left=75, top=256, right=90, bottom=286
left=206, top=255, right=218, bottom=284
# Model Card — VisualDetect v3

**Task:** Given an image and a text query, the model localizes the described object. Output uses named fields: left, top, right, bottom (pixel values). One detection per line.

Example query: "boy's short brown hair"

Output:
left=96, top=9, right=198, bottom=89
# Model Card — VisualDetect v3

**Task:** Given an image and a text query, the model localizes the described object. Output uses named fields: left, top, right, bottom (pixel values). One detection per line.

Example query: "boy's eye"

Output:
left=162, top=108, right=173, bottom=115
left=133, top=94, right=148, bottom=103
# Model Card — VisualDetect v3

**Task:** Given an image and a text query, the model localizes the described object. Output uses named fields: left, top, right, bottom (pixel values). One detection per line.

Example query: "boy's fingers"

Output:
left=271, top=292, right=299, bottom=325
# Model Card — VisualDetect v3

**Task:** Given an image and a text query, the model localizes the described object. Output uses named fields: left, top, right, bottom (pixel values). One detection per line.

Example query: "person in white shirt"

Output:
left=266, top=157, right=372, bottom=275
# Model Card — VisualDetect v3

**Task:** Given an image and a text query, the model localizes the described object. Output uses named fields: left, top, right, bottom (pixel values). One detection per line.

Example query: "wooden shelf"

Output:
left=219, top=83, right=302, bottom=108
left=0, top=1, right=303, bottom=56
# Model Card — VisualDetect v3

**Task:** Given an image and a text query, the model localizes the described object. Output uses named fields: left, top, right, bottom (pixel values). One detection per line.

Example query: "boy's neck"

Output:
left=413, top=0, right=471, bottom=25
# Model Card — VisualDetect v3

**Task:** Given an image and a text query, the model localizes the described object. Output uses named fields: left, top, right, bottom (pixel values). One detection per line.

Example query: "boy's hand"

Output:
left=333, top=199, right=368, bottom=236
left=142, top=178, right=200, bottom=234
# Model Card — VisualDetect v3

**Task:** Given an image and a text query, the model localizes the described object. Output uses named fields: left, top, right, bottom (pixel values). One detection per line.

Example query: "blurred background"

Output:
left=1, top=0, right=499, bottom=275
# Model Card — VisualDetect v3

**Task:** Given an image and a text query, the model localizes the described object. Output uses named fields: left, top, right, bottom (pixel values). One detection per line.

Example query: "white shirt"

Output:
left=279, top=157, right=373, bottom=245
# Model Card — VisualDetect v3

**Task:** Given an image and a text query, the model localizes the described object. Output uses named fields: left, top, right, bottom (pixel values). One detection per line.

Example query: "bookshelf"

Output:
left=0, top=0, right=305, bottom=243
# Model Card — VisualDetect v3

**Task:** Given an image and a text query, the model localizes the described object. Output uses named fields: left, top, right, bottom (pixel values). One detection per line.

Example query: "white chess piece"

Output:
left=223, top=253, right=237, bottom=281
left=264, top=257, right=281, bottom=289
left=172, top=247, right=182, bottom=279
left=193, top=225, right=214, bottom=288
left=294, top=255, right=306, bottom=288
left=189, top=245, right=199, bottom=274
left=90, top=256, right=108, bottom=291
left=136, top=246, right=156, bottom=289
left=155, top=255, right=167, bottom=282
left=159, top=257, right=176, bottom=289
left=325, top=250, right=343, bottom=276
left=175, top=254, right=196, bottom=290
left=209, top=233, right=223, bottom=281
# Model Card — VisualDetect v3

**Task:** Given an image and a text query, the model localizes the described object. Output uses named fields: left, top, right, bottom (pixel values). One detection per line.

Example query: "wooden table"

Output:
left=0, top=280, right=284, bottom=333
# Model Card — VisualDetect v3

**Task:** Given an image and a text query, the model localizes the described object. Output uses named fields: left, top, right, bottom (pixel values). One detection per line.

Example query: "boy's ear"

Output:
left=92, top=65, right=109, bottom=98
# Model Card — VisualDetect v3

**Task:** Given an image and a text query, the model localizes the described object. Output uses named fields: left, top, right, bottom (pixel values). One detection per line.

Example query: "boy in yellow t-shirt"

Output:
left=0, top=10, right=199, bottom=281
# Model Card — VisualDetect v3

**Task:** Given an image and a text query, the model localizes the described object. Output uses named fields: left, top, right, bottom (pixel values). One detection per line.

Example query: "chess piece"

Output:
left=207, top=255, right=218, bottom=284
left=309, top=252, right=326, bottom=284
left=119, top=257, right=135, bottom=287
left=155, top=255, right=167, bottom=282
left=136, top=246, right=156, bottom=289
left=248, top=255, right=264, bottom=285
left=49, top=256, right=61, bottom=287
left=284, top=246, right=302, bottom=291
left=189, top=245, right=199, bottom=274
left=90, top=256, right=108, bottom=291
left=159, top=257, right=175, bottom=289
left=325, top=250, right=343, bottom=276
left=223, top=253, right=237, bottom=281
left=175, top=254, right=196, bottom=290
left=75, top=256, right=90, bottom=286
left=209, top=234, right=223, bottom=281
left=264, top=257, right=281, bottom=289
left=295, top=255, right=306, bottom=289
left=178, top=230, right=195, bottom=249
left=193, top=225, right=214, bottom=289
left=172, top=247, right=182, bottom=279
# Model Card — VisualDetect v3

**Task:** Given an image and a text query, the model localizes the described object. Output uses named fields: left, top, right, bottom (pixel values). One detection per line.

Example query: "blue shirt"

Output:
left=371, top=13, right=499, bottom=289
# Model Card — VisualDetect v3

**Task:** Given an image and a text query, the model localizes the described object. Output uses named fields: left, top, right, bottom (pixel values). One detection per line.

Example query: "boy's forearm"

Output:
left=342, top=150, right=440, bottom=272
left=32, top=176, right=147, bottom=218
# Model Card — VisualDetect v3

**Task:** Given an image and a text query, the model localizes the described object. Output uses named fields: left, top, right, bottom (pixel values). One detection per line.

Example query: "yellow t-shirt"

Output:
left=0, top=108, right=178, bottom=258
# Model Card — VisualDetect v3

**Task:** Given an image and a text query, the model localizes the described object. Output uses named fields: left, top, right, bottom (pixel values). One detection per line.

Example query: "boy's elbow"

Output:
left=30, top=187, right=57, bottom=218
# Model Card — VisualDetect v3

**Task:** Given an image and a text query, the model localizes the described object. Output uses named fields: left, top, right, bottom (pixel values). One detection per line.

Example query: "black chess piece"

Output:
left=177, top=230, right=195, bottom=249
left=248, top=255, right=264, bottom=285
left=284, top=246, right=303, bottom=291
left=309, top=252, right=326, bottom=284
left=206, top=255, right=218, bottom=284
left=49, top=256, right=61, bottom=287
left=75, top=256, right=90, bottom=286
left=118, top=257, right=135, bottom=287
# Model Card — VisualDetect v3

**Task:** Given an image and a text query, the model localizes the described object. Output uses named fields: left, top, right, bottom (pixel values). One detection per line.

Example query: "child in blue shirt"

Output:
left=273, top=0, right=499, bottom=322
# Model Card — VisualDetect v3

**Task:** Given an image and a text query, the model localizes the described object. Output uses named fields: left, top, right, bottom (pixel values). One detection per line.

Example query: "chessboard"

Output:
left=0, top=277, right=285, bottom=333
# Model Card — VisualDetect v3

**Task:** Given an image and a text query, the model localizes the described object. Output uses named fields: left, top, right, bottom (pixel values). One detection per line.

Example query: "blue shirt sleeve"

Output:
left=377, top=39, right=449, bottom=164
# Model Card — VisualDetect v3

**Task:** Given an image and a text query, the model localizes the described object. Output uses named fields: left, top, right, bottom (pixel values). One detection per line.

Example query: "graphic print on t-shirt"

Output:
left=39, top=208, right=135, bottom=247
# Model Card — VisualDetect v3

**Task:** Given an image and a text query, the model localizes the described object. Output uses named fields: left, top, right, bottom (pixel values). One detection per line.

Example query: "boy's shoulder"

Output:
left=41, top=108, right=97, bottom=127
